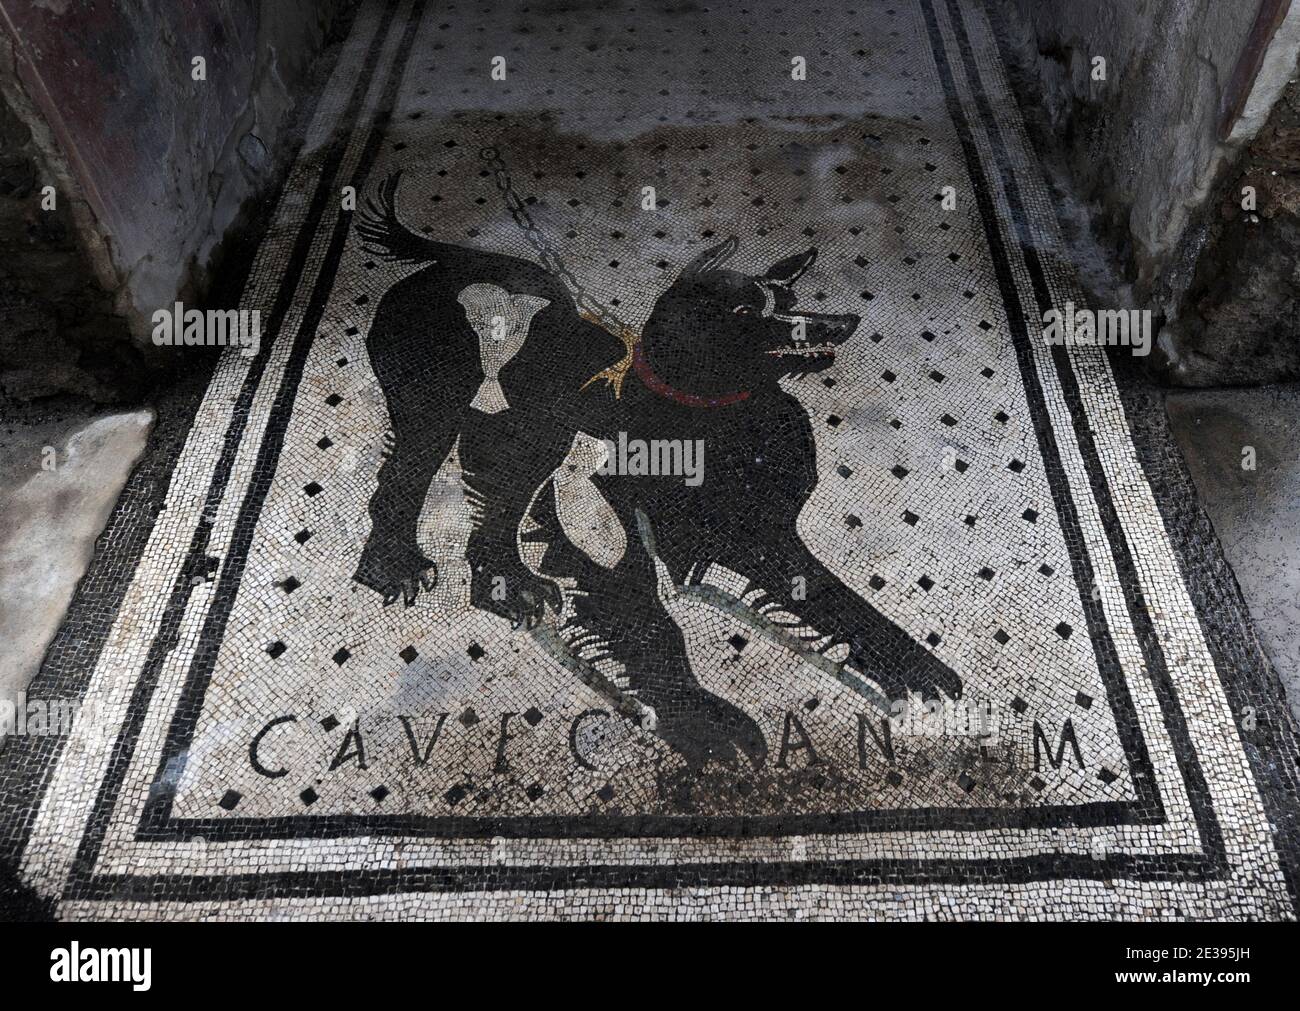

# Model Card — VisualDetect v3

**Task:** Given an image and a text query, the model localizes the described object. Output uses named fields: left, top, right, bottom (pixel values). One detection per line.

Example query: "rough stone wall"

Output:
left=991, top=0, right=1263, bottom=305
left=1162, top=64, right=1300, bottom=385
left=990, top=0, right=1300, bottom=386
left=0, top=85, right=141, bottom=404
left=0, top=0, right=348, bottom=358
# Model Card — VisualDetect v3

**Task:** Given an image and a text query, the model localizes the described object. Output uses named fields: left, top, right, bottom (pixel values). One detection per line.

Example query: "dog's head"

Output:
left=642, top=237, right=860, bottom=394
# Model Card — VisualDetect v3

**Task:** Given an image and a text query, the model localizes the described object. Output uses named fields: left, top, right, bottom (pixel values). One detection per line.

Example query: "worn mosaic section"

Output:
left=2, top=0, right=1297, bottom=920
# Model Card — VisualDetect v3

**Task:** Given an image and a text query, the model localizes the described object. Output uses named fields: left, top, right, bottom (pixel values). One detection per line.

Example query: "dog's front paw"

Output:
left=849, top=642, right=963, bottom=703
left=353, top=539, right=438, bottom=607
left=471, top=561, right=563, bottom=630
left=649, top=690, right=768, bottom=770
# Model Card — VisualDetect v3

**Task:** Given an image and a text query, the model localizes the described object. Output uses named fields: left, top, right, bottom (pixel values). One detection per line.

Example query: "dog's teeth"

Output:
left=766, top=344, right=839, bottom=358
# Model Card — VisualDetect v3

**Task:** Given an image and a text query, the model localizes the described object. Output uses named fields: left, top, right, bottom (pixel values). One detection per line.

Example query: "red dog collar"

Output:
left=632, top=343, right=750, bottom=408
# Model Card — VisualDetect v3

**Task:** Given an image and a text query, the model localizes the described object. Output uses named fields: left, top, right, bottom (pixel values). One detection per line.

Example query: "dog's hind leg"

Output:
left=721, top=539, right=963, bottom=703
left=563, top=524, right=768, bottom=770
left=459, top=413, right=573, bottom=629
left=355, top=275, right=481, bottom=606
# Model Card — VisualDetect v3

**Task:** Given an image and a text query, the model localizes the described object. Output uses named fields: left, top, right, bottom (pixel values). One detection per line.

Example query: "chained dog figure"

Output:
left=355, top=172, right=962, bottom=767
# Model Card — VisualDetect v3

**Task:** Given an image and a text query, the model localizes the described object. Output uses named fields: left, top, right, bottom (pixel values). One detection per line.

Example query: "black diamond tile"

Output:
left=444, top=783, right=469, bottom=806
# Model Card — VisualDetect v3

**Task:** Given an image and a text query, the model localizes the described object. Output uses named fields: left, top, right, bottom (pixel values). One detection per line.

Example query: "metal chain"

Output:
left=480, top=146, right=631, bottom=336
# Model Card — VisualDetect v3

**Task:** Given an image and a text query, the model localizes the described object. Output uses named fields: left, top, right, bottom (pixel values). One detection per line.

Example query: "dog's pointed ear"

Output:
left=765, top=248, right=817, bottom=287
left=682, top=236, right=739, bottom=276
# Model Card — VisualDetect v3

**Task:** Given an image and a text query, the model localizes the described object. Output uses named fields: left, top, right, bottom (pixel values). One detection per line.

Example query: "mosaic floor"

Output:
left=2, top=0, right=1299, bottom=921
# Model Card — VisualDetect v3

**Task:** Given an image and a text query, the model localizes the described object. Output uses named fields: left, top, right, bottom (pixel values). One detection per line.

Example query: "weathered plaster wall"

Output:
left=992, top=0, right=1300, bottom=385
left=0, top=0, right=348, bottom=351
left=993, top=0, right=1263, bottom=301
left=1167, top=71, right=1300, bottom=385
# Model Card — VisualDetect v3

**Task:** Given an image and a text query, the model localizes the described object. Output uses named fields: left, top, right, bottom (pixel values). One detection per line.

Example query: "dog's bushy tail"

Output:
left=355, top=171, right=440, bottom=265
